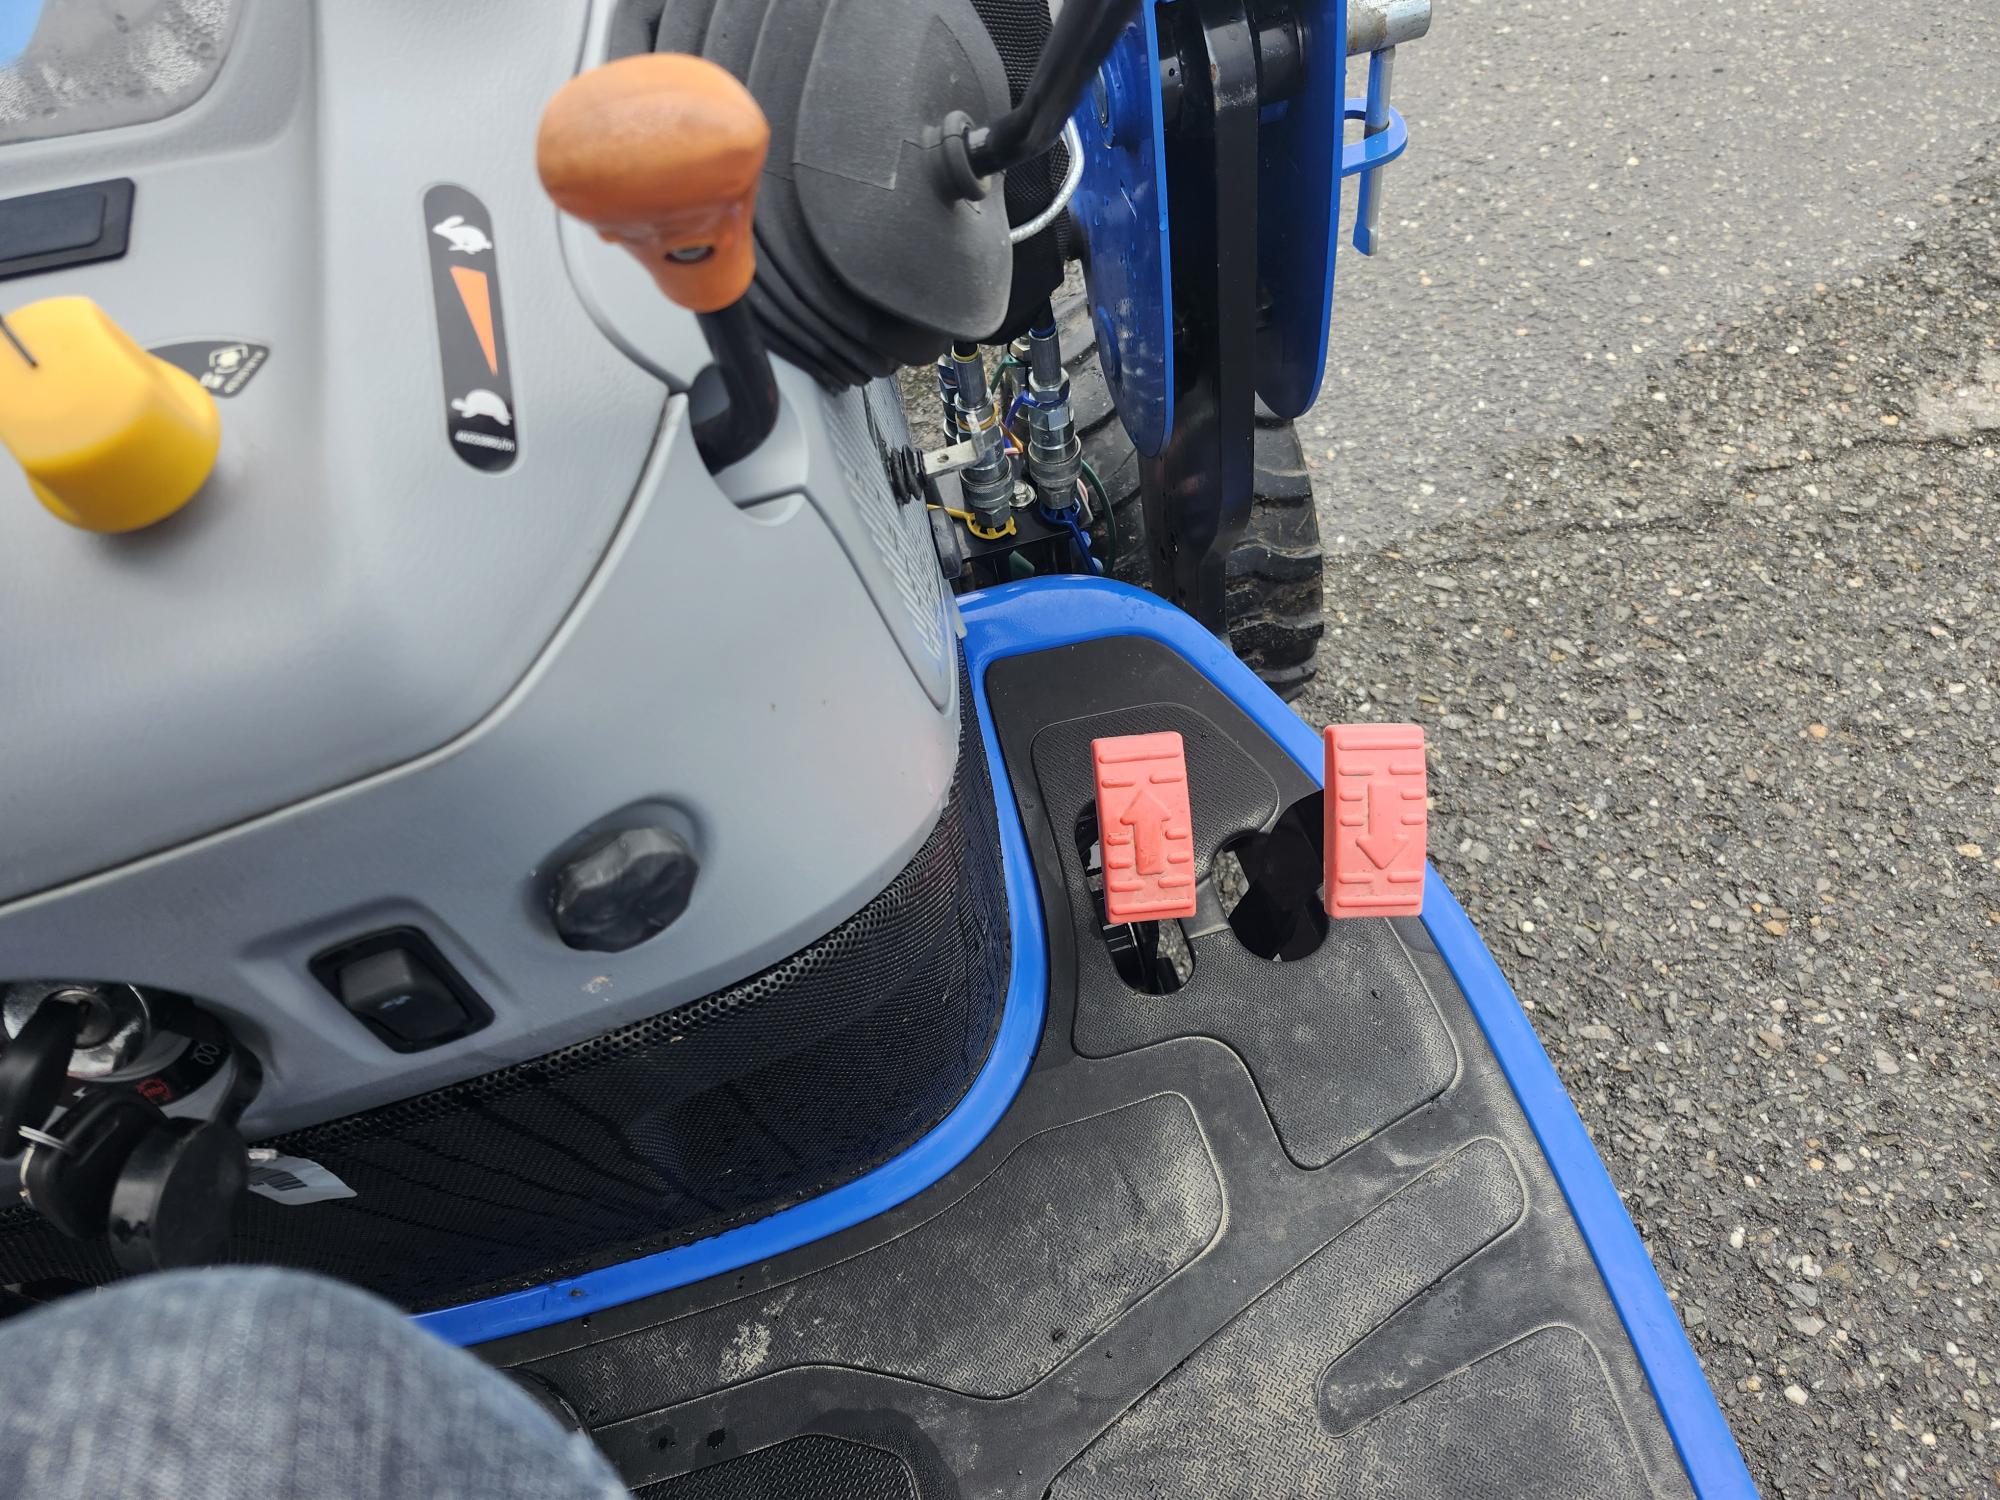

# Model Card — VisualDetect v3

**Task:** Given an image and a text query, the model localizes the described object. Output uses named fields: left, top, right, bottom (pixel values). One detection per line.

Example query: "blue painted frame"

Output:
left=1254, top=0, right=1349, bottom=418
left=0, top=0, right=41, bottom=68
left=1066, top=0, right=1174, bottom=456
left=423, top=575, right=1754, bottom=1498
left=1073, top=0, right=1412, bottom=429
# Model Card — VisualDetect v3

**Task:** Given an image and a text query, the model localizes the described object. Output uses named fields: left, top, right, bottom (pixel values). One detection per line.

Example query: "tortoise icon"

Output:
left=451, top=389, right=512, bottom=426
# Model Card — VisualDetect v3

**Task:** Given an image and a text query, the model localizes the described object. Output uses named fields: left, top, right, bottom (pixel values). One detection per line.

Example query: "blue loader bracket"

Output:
left=1066, top=0, right=1175, bottom=458
left=1258, top=0, right=1416, bottom=416
left=1067, top=0, right=1423, bottom=440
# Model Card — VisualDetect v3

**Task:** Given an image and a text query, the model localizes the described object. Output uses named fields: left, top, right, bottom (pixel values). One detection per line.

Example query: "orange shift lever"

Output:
left=536, top=54, right=768, bottom=313
left=537, top=54, right=780, bottom=470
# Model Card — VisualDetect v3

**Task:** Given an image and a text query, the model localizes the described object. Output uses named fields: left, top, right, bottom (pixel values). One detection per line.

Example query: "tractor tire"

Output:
left=1058, top=296, right=1325, bottom=700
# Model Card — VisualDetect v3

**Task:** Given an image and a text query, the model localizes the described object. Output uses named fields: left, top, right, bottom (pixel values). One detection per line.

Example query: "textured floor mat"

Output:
left=1051, top=1140, right=1527, bottom=1499
left=537, top=1095, right=1223, bottom=1416
left=481, top=637, right=1696, bottom=1500
left=635, top=1435, right=916, bottom=1500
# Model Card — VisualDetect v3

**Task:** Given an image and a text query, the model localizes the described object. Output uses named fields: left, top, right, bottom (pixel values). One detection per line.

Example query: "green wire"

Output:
left=1080, top=457, right=1117, bottom=573
left=991, top=355, right=1024, bottom=428
left=992, top=355, right=1022, bottom=403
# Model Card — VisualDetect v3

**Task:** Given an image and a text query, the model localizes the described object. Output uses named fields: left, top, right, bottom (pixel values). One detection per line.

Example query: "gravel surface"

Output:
left=1298, top=158, right=1999, bottom=1497
left=1313, top=0, right=2000, bottom=544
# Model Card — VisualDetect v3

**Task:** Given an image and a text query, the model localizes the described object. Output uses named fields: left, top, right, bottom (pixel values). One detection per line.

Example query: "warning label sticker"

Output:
left=246, top=1154, right=358, bottom=1207
left=150, top=340, right=270, bottom=398
left=423, top=184, right=517, bottom=472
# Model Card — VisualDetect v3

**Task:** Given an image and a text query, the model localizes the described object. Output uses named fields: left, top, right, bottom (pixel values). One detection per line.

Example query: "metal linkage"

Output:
left=1347, top=0, right=1432, bottom=56
left=1350, top=0, right=1431, bottom=259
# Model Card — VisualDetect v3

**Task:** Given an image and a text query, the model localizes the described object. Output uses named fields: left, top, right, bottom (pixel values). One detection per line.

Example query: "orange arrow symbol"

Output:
left=1354, top=780, right=1409, bottom=869
left=1120, top=784, right=1175, bottom=875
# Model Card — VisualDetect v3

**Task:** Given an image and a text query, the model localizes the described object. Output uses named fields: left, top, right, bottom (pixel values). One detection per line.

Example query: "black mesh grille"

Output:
left=636, top=1436, right=917, bottom=1500
left=0, top=671, right=1006, bottom=1311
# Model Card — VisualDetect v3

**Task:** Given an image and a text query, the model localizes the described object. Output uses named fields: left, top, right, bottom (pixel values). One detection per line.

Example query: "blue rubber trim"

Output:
left=950, top=576, right=1759, bottom=1498
left=416, top=663, right=1050, bottom=1347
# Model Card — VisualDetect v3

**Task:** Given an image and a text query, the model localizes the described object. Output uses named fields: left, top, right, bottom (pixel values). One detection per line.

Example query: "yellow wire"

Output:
left=928, top=501, right=1015, bottom=540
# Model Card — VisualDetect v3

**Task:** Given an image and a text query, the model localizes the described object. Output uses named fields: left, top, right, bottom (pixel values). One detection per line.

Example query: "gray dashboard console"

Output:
left=0, top=0, right=959, bottom=1135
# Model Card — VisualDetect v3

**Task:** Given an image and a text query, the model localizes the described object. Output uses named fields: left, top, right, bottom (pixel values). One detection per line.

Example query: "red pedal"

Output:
left=1092, top=731, right=1197, bottom=924
left=1325, top=724, right=1427, bottom=919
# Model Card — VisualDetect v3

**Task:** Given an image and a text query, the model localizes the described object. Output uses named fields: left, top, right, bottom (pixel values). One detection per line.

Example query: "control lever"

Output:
left=537, top=54, right=780, bottom=472
left=0, top=997, right=83, bottom=1155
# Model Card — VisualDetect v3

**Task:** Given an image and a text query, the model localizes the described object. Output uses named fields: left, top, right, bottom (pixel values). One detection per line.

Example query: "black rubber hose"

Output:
left=964, top=0, right=1141, bottom=177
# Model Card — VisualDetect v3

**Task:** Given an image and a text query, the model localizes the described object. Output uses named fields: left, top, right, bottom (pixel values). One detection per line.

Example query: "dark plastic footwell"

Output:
left=478, top=637, right=1696, bottom=1500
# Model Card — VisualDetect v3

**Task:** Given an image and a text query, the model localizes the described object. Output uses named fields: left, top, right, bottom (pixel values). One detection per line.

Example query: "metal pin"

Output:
left=1354, top=46, right=1396, bottom=256
left=0, top=311, right=36, bottom=368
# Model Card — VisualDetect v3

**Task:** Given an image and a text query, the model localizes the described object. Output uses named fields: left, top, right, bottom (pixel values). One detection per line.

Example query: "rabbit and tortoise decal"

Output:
left=423, top=184, right=518, bottom=472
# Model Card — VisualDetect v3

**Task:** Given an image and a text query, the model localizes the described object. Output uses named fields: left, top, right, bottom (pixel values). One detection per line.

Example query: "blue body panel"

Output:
left=1067, top=1, right=1174, bottom=456
left=1069, top=0, right=1412, bottom=443
left=425, top=577, right=1753, bottom=1499
left=1253, top=0, right=1349, bottom=416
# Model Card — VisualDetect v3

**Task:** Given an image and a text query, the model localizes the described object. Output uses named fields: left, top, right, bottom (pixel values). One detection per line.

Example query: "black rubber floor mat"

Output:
left=1051, top=1140, right=1527, bottom=1499
left=1315, top=1328, right=1655, bottom=1500
left=480, top=637, right=1696, bottom=1500
left=537, top=1095, right=1223, bottom=1417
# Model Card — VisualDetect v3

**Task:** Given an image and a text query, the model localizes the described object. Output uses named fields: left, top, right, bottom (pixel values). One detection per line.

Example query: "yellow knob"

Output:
left=0, top=296, right=221, bottom=534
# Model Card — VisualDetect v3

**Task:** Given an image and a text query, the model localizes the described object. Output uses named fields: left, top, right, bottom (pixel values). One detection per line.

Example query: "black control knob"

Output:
left=549, top=825, right=699, bottom=953
left=106, top=1118, right=249, bottom=1273
left=22, top=1089, right=165, bottom=1241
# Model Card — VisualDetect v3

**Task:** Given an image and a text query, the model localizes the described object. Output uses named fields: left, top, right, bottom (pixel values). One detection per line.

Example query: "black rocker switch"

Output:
left=313, top=929, right=492, bottom=1052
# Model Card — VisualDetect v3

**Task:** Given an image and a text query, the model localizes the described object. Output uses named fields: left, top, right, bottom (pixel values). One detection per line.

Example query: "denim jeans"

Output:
left=0, top=1268, right=626, bottom=1500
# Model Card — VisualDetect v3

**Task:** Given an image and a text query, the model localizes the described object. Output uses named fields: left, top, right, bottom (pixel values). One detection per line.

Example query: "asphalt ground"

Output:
left=1296, top=5, right=1999, bottom=1493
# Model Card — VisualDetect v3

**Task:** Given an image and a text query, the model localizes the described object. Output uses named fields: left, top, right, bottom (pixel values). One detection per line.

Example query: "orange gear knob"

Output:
left=536, top=54, right=769, bottom=314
